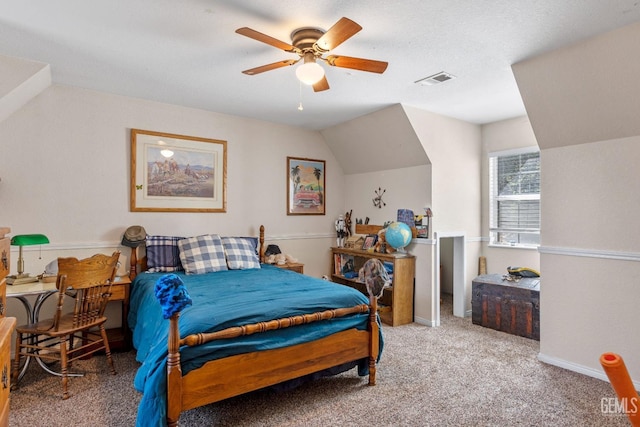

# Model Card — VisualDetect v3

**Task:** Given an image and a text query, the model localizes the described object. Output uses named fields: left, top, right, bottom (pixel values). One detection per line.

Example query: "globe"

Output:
left=385, top=222, right=412, bottom=251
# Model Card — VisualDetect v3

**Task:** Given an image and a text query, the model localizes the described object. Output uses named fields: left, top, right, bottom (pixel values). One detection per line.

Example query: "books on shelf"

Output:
left=334, top=253, right=356, bottom=277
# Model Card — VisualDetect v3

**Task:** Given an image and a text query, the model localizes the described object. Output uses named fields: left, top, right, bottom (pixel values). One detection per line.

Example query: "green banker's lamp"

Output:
left=7, top=234, right=49, bottom=285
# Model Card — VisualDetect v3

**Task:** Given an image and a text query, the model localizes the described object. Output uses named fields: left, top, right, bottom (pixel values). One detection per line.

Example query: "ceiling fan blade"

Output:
left=241, top=59, right=298, bottom=75
left=314, top=17, right=362, bottom=52
left=325, top=55, right=388, bottom=74
left=236, top=27, right=298, bottom=53
left=313, top=75, right=330, bottom=92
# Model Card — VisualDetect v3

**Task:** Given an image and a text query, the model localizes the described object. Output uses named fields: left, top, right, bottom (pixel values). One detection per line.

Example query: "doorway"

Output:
left=434, top=232, right=466, bottom=324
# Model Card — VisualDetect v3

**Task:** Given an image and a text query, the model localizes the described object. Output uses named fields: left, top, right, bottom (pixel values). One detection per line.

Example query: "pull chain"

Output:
left=298, top=80, right=304, bottom=111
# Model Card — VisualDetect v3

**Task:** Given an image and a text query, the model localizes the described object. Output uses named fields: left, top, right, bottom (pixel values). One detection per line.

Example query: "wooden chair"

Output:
left=12, top=251, right=120, bottom=399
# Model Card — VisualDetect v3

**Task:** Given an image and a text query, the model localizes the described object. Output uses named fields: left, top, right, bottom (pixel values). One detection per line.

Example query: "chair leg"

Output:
left=99, top=326, right=116, bottom=375
left=11, top=332, right=23, bottom=391
left=60, top=336, right=70, bottom=400
left=67, top=334, right=75, bottom=369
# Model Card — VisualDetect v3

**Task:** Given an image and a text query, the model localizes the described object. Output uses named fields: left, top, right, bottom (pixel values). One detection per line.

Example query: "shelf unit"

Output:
left=330, top=247, right=415, bottom=326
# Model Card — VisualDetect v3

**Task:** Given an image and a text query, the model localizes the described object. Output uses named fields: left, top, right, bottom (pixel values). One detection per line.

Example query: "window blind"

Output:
left=489, top=150, right=540, bottom=247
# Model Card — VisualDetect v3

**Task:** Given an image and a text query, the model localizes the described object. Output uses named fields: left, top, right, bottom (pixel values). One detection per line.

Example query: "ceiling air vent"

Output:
left=415, top=71, right=456, bottom=86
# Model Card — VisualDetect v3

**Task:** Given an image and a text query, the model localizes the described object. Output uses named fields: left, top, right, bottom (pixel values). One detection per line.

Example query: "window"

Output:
left=489, top=148, right=540, bottom=248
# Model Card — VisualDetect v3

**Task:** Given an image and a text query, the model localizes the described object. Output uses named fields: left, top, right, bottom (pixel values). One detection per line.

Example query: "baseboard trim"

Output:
left=537, top=352, right=640, bottom=390
left=414, top=315, right=438, bottom=327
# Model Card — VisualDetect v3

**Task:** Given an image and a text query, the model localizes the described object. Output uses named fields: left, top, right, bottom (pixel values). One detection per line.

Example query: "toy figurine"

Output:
left=344, top=210, right=353, bottom=237
left=335, top=214, right=347, bottom=247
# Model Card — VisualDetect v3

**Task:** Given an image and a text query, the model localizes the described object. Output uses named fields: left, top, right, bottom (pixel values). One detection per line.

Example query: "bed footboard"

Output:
left=166, top=295, right=379, bottom=426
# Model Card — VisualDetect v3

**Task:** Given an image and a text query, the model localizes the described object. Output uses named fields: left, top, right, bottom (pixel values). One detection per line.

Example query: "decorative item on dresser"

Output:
left=127, top=225, right=381, bottom=426
left=0, top=227, right=17, bottom=426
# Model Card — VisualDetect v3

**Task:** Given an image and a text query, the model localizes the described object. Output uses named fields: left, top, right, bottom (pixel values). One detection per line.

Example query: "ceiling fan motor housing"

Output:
left=290, top=27, right=325, bottom=54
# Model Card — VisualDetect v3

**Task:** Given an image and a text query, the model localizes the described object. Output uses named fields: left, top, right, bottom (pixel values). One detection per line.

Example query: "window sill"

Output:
left=488, top=244, right=539, bottom=251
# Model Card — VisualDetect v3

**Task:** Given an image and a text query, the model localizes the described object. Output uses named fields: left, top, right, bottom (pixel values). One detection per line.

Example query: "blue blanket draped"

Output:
left=129, top=265, right=383, bottom=427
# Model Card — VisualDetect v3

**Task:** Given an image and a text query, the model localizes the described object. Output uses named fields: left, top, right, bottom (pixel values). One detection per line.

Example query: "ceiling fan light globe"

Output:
left=296, top=62, right=325, bottom=85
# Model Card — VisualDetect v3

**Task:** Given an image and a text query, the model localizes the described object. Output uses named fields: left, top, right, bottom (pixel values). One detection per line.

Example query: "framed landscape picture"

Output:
left=287, top=156, right=325, bottom=215
left=130, top=129, right=227, bottom=212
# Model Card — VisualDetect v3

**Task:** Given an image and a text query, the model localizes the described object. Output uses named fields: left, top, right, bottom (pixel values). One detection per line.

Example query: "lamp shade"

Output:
left=296, top=62, right=325, bottom=85
left=11, top=234, right=49, bottom=246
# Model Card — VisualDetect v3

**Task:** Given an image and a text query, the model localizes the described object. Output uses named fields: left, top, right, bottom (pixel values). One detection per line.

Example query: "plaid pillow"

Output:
left=222, top=237, right=261, bottom=270
left=146, top=235, right=184, bottom=273
left=178, top=234, right=228, bottom=275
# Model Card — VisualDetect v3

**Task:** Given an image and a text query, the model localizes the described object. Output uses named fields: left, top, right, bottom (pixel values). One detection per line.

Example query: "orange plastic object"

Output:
left=600, top=352, right=640, bottom=426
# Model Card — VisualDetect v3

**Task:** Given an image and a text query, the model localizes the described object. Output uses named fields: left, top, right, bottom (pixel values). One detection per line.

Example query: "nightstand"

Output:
left=106, top=276, right=131, bottom=351
left=275, top=263, right=304, bottom=274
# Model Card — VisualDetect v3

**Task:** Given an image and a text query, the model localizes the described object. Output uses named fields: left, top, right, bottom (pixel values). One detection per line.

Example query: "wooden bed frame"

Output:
left=128, top=225, right=380, bottom=426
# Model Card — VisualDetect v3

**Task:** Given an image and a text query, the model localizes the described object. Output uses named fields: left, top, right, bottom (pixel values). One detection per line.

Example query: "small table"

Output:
left=7, top=276, right=131, bottom=379
left=7, top=280, right=61, bottom=380
left=106, top=276, right=131, bottom=351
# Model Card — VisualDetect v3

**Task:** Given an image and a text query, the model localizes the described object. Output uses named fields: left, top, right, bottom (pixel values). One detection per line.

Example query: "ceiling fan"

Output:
left=236, top=17, right=388, bottom=92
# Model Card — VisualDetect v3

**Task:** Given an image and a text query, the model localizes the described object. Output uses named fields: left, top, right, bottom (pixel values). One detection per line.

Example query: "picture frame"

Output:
left=130, top=129, right=227, bottom=212
left=362, top=234, right=378, bottom=251
left=287, top=156, right=325, bottom=215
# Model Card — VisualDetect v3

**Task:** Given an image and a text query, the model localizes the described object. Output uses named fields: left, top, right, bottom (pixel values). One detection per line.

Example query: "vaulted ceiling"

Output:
left=1, top=1, right=639, bottom=130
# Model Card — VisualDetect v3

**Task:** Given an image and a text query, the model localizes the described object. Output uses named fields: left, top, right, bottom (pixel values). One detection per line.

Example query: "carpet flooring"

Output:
left=9, top=295, right=629, bottom=426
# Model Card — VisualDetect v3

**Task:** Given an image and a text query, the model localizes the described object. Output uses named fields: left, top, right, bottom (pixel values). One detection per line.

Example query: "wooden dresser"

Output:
left=0, top=227, right=16, bottom=426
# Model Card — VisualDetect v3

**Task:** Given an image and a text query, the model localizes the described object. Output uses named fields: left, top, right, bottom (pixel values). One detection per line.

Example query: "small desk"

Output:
left=6, top=280, right=57, bottom=324
left=7, top=281, right=60, bottom=380
left=7, top=276, right=131, bottom=379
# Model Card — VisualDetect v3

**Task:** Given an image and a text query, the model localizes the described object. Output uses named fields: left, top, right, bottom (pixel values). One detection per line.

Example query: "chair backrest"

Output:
left=53, top=251, right=120, bottom=330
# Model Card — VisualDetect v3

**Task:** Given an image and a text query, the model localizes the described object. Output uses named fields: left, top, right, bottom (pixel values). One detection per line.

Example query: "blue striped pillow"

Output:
left=221, top=237, right=261, bottom=270
left=146, top=235, right=184, bottom=273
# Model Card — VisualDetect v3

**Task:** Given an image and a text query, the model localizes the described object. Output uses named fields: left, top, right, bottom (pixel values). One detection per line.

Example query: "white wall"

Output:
left=0, top=84, right=344, bottom=270
left=513, top=21, right=640, bottom=384
left=402, top=105, right=482, bottom=323
left=343, top=165, right=431, bottom=227
left=539, top=138, right=640, bottom=382
left=0, top=83, right=349, bottom=328
left=481, top=116, right=540, bottom=274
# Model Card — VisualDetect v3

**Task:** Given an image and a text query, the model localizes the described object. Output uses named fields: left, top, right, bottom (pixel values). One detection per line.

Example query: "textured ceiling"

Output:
left=1, top=0, right=639, bottom=130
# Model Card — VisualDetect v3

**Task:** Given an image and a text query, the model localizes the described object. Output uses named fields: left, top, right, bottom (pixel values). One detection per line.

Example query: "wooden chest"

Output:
left=472, top=274, right=540, bottom=340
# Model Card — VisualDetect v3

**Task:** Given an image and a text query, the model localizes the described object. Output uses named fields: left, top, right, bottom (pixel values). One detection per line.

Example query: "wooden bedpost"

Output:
left=368, top=294, right=379, bottom=386
left=167, top=313, right=183, bottom=427
left=259, top=225, right=265, bottom=263
left=129, top=246, right=138, bottom=280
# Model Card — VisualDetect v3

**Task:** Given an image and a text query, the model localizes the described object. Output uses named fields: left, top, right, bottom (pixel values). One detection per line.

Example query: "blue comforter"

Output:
left=129, top=264, right=382, bottom=426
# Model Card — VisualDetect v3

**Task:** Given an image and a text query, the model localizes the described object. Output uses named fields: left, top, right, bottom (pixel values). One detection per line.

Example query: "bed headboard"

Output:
left=128, top=225, right=266, bottom=280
